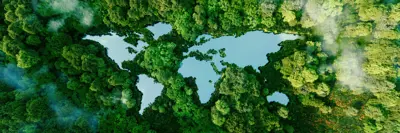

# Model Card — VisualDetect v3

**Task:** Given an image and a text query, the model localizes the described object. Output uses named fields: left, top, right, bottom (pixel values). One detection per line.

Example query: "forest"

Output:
left=0, top=0, right=399, bottom=132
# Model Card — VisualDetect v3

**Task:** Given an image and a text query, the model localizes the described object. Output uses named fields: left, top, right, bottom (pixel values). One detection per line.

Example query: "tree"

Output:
left=81, top=54, right=105, bottom=72
left=27, top=98, right=52, bottom=122
left=121, top=89, right=136, bottom=109
left=16, top=50, right=40, bottom=69
left=2, top=37, right=23, bottom=57
left=46, top=33, right=73, bottom=57
left=277, top=107, right=289, bottom=119
left=279, top=0, right=303, bottom=26
left=259, top=0, right=277, bottom=28
left=108, top=71, right=130, bottom=86
left=218, top=65, right=260, bottom=97
left=22, top=15, right=43, bottom=35
left=80, top=73, right=94, bottom=84
left=280, top=51, right=318, bottom=89
left=212, top=64, right=280, bottom=132
left=26, top=35, right=41, bottom=46
left=187, top=50, right=213, bottom=61
left=89, top=78, right=104, bottom=92
left=215, top=100, right=230, bottom=115
left=301, top=0, right=343, bottom=28
left=314, top=83, right=330, bottom=97
left=62, top=44, right=86, bottom=70
left=211, top=107, right=226, bottom=126
left=357, top=2, right=385, bottom=22
left=342, top=23, right=373, bottom=37
left=219, top=48, right=226, bottom=58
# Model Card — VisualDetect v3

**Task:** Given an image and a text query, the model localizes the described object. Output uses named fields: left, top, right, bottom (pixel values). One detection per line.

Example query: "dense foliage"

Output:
left=0, top=0, right=399, bottom=132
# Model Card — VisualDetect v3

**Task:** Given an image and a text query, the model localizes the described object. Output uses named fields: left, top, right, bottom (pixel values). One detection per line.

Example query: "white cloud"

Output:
left=334, top=48, right=365, bottom=92
left=48, top=19, right=65, bottom=32
left=51, top=0, right=79, bottom=13
left=46, top=0, right=94, bottom=31
left=78, top=7, right=94, bottom=26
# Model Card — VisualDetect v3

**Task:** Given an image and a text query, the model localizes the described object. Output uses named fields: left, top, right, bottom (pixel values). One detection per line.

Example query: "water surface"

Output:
left=86, top=25, right=294, bottom=111
left=267, top=92, right=289, bottom=105
left=85, top=23, right=172, bottom=112
left=179, top=32, right=297, bottom=103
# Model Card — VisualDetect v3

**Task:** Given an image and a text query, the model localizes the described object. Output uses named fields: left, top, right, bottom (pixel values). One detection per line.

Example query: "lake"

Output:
left=85, top=23, right=294, bottom=113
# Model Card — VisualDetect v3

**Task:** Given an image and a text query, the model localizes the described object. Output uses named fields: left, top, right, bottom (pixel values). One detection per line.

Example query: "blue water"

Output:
left=267, top=92, right=289, bottom=105
left=136, top=74, right=164, bottom=113
left=84, top=33, right=146, bottom=68
left=85, top=23, right=171, bottom=112
left=179, top=31, right=297, bottom=103
left=147, top=23, right=172, bottom=39
left=86, top=23, right=293, bottom=112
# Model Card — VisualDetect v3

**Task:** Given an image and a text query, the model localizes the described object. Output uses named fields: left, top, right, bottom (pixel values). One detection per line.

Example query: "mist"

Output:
left=0, top=64, right=33, bottom=91
left=51, top=0, right=79, bottom=13
left=36, top=0, right=95, bottom=31
left=44, top=83, right=98, bottom=131
left=0, top=63, right=98, bottom=131
left=334, top=47, right=366, bottom=92
left=48, top=19, right=65, bottom=32
left=301, top=0, right=374, bottom=92
left=302, top=0, right=342, bottom=55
